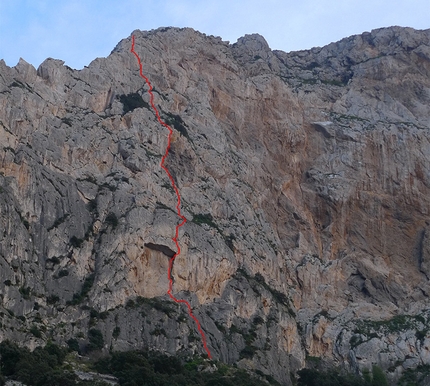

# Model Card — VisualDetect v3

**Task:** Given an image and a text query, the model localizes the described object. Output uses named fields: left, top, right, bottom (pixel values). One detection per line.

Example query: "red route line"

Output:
left=131, top=35, right=212, bottom=359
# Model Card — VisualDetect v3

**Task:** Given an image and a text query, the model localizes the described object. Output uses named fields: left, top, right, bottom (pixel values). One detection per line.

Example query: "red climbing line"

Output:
left=131, top=35, right=212, bottom=359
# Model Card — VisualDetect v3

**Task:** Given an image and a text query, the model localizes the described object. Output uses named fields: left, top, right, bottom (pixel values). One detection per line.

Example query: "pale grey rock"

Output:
left=1, top=25, right=430, bottom=385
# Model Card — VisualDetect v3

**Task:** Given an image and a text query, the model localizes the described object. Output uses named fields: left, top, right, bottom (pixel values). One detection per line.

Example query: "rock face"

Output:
left=1, top=25, right=430, bottom=384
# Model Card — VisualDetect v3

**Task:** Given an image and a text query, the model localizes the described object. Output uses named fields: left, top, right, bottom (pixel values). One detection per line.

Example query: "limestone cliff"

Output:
left=0, top=25, right=430, bottom=385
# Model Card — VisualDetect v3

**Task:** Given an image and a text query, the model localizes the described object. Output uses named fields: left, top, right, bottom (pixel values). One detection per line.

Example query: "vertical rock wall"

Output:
left=0, top=25, right=430, bottom=384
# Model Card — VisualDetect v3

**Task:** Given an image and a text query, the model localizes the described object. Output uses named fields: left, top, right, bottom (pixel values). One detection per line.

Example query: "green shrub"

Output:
left=19, top=286, right=31, bottom=300
left=398, top=364, right=430, bottom=385
left=151, top=354, right=182, bottom=375
left=192, top=213, right=218, bottom=229
left=58, top=269, right=69, bottom=278
left=0, top=340, right=69, bottom=386
left=0, top=340, right=272, bottom=386
left=371, top=365, right=388, bottom=386
left=38, top=370, right=77, bottom=386
left=297, top=366, right=387, bottom=386
left=0, top=340, right=29, bottom=376
left=43, top=342, right=67, bottom=364
left=50, top=256, right=61, bottom=265
left=17, top=345, right=67, bottom=385
left=30, top=325, right=42, bottom=338
left=61, top=117, right=73, bottom=127
left=66, top=338, right=80, bottom=353
left=87, top=328, right=104, bottom=351
left=67, top=273, right=95, bottom=305
left=95, top=350, right=265, bottom=385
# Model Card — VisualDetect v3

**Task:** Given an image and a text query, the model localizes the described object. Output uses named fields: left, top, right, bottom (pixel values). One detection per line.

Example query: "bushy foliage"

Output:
left=0, top=340, right=71, bottom=386
left=371, top=365, right=388, bottom=386
left=94, top=351, right=268, bottom=386
left=87, top=328, right=104, bottom=352
left=67, top=273, right=95, bottom=305
left=298, top=369, right=363, bottom=386
left=0, top=340, right=27, bottom=376
left=398, top=364, right=430, bottom=385
left=66, top=338, right=80, bottom=353
left=297, top=366, right=388, bottom=386
left=0, top=340, right=388, bottom=386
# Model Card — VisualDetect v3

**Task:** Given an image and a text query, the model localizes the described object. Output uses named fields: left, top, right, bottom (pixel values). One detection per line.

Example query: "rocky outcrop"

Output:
left=1, top=25, right=430, bottom=385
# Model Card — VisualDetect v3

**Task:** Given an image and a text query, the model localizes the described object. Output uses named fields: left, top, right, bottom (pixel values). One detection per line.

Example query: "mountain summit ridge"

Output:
left=1, top=25, right=430, bottom=385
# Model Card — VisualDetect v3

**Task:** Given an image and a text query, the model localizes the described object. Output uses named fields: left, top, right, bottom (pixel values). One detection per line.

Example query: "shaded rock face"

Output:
left=0, top=25, right=430, bottom=384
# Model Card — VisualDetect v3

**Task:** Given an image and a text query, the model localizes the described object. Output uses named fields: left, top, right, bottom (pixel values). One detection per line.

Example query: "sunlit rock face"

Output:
left=1, top=25, right=430, bottom=385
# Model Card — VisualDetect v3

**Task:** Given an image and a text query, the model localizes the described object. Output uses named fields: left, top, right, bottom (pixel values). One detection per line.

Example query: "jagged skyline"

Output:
left=0, top=0, right=429, bottom=70
left=1, top=24, right=430, bottom=384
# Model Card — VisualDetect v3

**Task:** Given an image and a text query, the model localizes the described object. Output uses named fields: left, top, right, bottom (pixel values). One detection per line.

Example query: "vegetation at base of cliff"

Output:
left=0, top=340, right=273, bottom=386
left=95, top=350, right=272, bottom=385
left=0, top=340, right=87, bottom=386
left=87, top=329, right=104, bottom=352
left=297, top=365, right=388, bottom=386
left=398, top=364, right=430, bottom=386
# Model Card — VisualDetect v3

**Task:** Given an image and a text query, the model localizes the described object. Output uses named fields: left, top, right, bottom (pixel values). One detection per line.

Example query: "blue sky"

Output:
left=1, top=0, right=429, bottom=69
